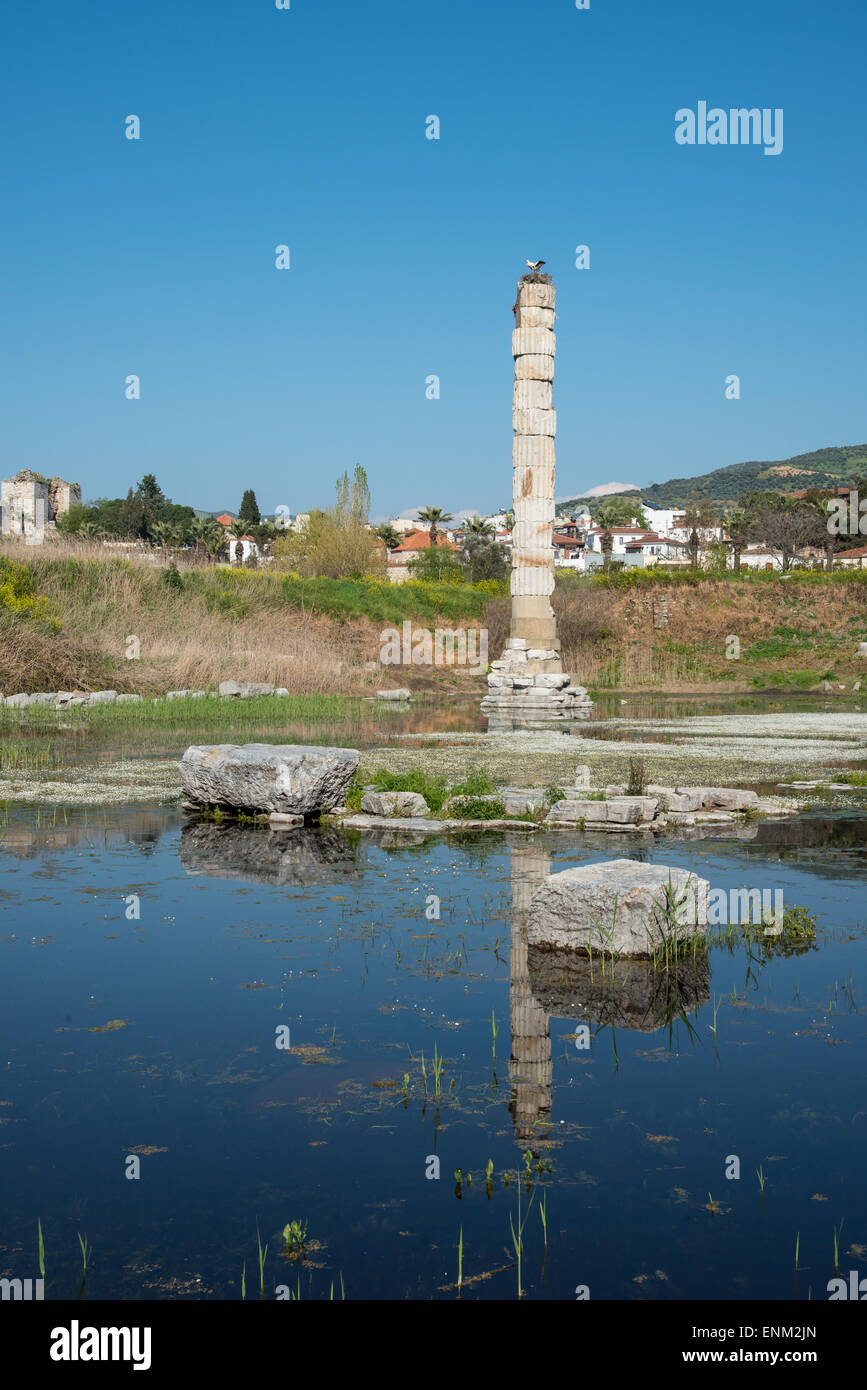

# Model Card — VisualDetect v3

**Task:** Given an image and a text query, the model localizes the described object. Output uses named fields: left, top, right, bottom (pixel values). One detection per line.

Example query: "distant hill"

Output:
left=557, top=444, right=867, bottom=514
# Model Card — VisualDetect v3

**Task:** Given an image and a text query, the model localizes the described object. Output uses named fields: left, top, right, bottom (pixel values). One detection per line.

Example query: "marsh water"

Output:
left=2, top=791, right=866, bottom=1300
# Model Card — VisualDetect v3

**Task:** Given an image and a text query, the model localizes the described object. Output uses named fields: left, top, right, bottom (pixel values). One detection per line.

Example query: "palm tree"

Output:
left=189, top=515, right=225, bottom=563
left=595, top=497, right=643, bottom=569
left=376, top=522, right=401, bottom=551
left=723, top=507, right=748, bottom=571
left=416, top=506, right=453, bottom=548
left=465, top=515, right=495, bottom=536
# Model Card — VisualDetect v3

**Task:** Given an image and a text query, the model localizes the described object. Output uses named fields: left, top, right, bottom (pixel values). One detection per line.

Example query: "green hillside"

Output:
left=558, top=444, right=867, bottom=514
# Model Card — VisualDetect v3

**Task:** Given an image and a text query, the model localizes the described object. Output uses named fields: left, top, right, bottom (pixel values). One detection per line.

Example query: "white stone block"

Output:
left=513, top=407, right=557, bottom=436
left=514, top=354, right=555, bottom=382
left=517, top=304, right=555, bottom=329
left=527, top=860, right=710, bottom=956
left=513, top=379, right=553, bottom=412
left=517, top=281, right=556, bottom=310
left=512, top=327, right=555, bottom=358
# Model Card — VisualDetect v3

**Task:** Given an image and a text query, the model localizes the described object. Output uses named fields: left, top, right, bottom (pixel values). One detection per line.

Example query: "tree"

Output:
left=137, top=475, right=165, bottom=531
left=461, top=533, right=509, bottom=583
left=679, top=500, right=717, bottom=568
left=239, top=489, right=261, bottom=527
left=119, top=487, right=146, bottom=539
left=465, top=515, right=495, bottom=536
left=272, top=465, right=384, bottom=579
left=408, top=545, right=464, bottom=584
left=416, top=506, right=453, bottom=548
left=802, top=488, right=841, bottom=571
left=596, top=497, right=643, bottom=570
left=376, top=522, right=401, bottom=551
left=723, top=506, right=749, bottom=570
left=189, top=514, right=225, bottom=562
left=743, top=491, right=823, bottom=573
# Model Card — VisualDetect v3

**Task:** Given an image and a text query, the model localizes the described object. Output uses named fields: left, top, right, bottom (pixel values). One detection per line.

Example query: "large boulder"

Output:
left=527, top=858, right=710, bottom=957
left=181, top=743, right=359, bottom=817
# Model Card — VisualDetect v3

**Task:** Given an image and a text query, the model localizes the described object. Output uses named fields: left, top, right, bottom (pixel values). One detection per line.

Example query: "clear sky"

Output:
left=2, top=0, right=865, bottom=518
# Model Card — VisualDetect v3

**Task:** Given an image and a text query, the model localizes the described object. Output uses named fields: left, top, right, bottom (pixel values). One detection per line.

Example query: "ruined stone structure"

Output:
left=0, top=470, right=81, bottom=543
left=481, top=275, right=593, bottom=723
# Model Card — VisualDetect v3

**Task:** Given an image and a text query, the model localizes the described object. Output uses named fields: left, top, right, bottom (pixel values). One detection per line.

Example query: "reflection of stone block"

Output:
left=527, top=859, right=710, bottom=957
left=528, top=946, right=710, bottom=1032
left=180, top=823, right=359, bottom=886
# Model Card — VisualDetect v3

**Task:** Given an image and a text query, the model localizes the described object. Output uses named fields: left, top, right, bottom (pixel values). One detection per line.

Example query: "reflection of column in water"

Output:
left=508, top=843, right=553, bottom=1145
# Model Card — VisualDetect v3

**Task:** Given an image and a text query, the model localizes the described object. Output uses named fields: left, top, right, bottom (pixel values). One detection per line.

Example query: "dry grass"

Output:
left=484, top=573, right=867, bottom=689
left=0, top=539, right=378, bottom=696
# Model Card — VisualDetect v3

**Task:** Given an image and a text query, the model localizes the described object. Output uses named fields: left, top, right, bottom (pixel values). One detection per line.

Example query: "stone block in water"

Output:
left=527, top=859, right=710, bottom=957
left=181, top=743, right=359, bottom=817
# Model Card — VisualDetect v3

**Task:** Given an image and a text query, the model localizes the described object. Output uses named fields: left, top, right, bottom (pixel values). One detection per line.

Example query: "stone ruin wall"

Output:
left=0, top=471, right=81, bottom=540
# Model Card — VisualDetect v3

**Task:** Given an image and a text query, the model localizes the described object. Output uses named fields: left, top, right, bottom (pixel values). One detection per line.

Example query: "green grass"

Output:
left=0, top=690, right=361, bottom=733
left=274, top=572, right=496, bottom=625
left=750, top=668, right=832, bottom=690
left=445, top=794, right=505, bottom=820
left=357, top=765, right=497, bottom=816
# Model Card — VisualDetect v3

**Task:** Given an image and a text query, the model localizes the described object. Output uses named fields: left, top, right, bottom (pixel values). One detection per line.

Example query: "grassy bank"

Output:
left=3, top=541, right=867, bottom=698
left=0, top=543, right=496, bottom=696
left=482, top=570, right=867, bottom=691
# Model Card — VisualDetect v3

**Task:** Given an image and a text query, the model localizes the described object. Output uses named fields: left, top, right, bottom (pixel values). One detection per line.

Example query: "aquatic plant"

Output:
left=256, top=1220, right=268, bottom=1294
left=282, top=1219, right=308, bottom=1256
left=509, top=1184, right=535, bottom=1300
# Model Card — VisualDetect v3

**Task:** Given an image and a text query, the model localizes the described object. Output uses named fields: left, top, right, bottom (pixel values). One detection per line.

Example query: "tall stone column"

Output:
left=510, top=278, right=559, bottom=657
left=481, top=273, right=593, bottom=722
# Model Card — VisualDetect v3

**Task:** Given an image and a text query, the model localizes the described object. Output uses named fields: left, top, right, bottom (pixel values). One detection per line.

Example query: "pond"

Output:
left=1, top=802, right=865, bottom=1300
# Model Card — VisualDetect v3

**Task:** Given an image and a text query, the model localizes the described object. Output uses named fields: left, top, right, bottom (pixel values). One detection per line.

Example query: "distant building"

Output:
left=834, top=544, right=867, bottom=569
left=386, top=529, right=459, bottom=583
left=1, top=470, right=81, bottom=544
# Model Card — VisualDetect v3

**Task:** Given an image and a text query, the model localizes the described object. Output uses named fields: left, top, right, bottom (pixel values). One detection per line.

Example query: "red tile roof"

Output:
left=390, top=530, right=459, bottom=553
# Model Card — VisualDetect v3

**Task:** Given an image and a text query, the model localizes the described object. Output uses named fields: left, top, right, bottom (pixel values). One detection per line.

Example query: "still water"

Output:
left=1, top=804, right=865, bottom=1300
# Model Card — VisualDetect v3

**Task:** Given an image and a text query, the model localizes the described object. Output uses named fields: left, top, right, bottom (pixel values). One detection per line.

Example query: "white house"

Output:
left=640, top=503, right=686, bottom=537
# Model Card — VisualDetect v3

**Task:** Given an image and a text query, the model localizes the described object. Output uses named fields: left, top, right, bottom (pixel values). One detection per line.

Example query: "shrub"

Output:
left=446, top=795, right=505, bottom=820
left=626, top=756, right=647, bottom=795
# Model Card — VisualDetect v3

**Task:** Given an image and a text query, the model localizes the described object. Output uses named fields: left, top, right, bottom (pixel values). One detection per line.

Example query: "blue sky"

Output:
left=2, top=0, right=865, bottom=518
